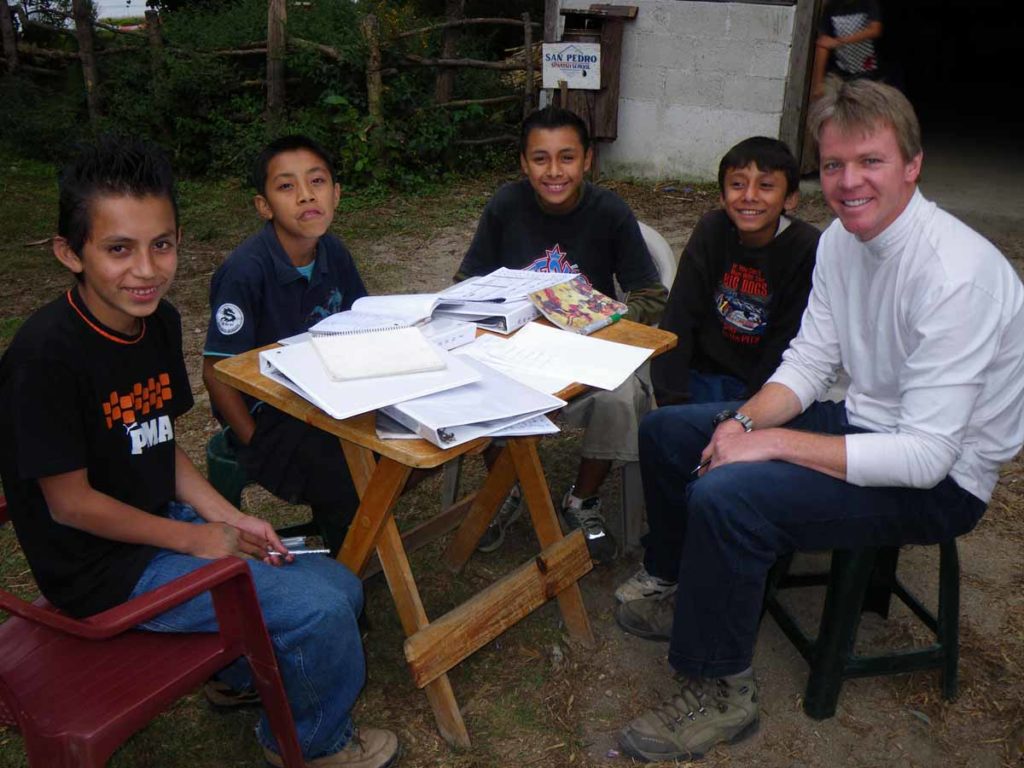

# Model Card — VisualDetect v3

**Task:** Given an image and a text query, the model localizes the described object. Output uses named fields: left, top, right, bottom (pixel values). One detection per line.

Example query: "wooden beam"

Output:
left=443, top=446, right=516, bottom=573
left=522, top=11, right=534, bottom=117
left=266, top=0, right=286, bottom=118
left=403, top=53, right=524, bottom=71
left=71, top=0, right=100, bottom=124
left=395, top=17, right=540, bottom=40
left=780, top=0, right=821, bottom=162
left=543, top=0, right=559, bottom=43
left=405, top=530, right=593, bottom=688
left=1, top=1, right=18, bottom=73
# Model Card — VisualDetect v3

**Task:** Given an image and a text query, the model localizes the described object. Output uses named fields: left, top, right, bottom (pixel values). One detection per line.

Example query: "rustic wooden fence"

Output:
left=0, top=1, right=541, bottom=146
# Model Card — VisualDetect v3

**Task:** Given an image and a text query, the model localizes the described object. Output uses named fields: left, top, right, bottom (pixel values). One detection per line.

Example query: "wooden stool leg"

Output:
left=508, top=438, right=594, bottom=647
left=804, top=548, right=877, bottom=719
left=939, top=539, right=960, bottom=700
left=443, top=447, right=516, bottom=573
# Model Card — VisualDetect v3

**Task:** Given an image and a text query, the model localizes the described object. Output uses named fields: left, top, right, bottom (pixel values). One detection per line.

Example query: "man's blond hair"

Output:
left=808, top=78, right=922, bottom=162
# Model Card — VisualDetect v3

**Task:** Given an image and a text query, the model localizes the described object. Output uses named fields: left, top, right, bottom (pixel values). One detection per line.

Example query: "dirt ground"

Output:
left=170, top=176, right=1024, bottom=768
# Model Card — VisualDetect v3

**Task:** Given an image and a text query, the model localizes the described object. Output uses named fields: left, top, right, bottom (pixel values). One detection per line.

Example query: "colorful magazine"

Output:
left=528, top=275, right=628, bottom=335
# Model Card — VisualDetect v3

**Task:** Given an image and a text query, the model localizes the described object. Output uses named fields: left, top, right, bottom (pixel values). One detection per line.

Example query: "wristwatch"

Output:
left=712, top=409, right=753, bottom=432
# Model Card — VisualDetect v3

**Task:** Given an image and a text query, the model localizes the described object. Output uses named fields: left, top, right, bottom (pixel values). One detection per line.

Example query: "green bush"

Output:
left=2, top=0, right=531, bottom=187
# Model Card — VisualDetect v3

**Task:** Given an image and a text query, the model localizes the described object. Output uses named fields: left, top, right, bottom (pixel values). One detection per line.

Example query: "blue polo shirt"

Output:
left=204, top=222, right=368, bottom=361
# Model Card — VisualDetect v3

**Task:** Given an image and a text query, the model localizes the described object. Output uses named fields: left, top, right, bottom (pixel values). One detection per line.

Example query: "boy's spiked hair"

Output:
left=58, top=135, right=179, bottom=258
left=251, top=135, right=337, bottom=196
left=807, top=77, right=922, bottom=163
left=717, top=137, right=800, bottom=197
left=519, top=106, right=591, bottom=155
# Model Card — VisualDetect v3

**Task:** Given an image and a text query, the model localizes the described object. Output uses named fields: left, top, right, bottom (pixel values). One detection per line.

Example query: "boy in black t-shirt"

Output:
left=203, top=136, right=366, bottom=557
left=456, top=106, right=668, bottom=564
left=617, top=137, right=819, bottom=603
left=0, top=137, right=398, bottom=768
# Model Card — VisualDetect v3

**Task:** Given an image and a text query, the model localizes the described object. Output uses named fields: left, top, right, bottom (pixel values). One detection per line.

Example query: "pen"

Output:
left=691, top=458, right=711, bottom=475
left=580, top=312, right=622, bottom=336
left=267, top=548, right=330, bottom=557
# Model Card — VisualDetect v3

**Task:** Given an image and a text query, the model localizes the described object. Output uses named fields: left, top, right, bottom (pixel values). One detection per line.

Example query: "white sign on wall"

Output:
left=542, top=42, right=602, bottom=90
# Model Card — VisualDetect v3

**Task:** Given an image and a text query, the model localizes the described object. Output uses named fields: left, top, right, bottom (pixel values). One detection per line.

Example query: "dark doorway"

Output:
left=881, top=0, right=1022, bottom=136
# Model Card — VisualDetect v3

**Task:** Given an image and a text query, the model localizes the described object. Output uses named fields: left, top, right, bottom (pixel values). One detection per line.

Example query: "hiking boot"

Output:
left=477, top=484, right=524, bottom=553
left=614, top=566, right=678, bottom=603
left=561, top=488, right=616, bottom=564
left=264, top=727, right=399, bottom=768
left=203, top=679, right=261, bottom=708
left=615, top=590, right=675, bottom=641
left=619, top=673, right=759, bottom=762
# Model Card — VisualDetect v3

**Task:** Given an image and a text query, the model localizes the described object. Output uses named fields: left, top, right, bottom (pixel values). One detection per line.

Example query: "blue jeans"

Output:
left=638, top=400, right=986, bottom=679
left=129, top=502, right=365, bottom=760
left=687, top=371, right=747, bottom=404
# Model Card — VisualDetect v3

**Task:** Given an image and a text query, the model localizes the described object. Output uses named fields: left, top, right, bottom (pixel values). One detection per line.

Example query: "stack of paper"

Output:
left=259, top=343, right=480, bottom=420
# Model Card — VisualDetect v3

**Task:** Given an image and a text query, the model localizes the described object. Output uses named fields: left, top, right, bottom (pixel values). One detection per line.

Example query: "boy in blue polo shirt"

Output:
left=203, top=136, right=365, bottom=556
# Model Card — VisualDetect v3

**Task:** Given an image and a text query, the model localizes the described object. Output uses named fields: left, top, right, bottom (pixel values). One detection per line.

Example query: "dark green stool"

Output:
left=765, top=541, right=960, bottom=719
left=205, top=430, right=318, bottom=539
left=206, top=429, right=250, bottom=509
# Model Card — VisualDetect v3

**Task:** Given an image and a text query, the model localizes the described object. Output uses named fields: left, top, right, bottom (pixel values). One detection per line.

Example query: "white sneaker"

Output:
left=615, top=566, right=678, bottom=603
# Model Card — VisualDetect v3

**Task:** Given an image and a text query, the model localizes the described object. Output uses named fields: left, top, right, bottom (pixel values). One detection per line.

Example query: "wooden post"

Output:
left=522, top=12, right=533, bottom=117
left=0, top=1, right=18, bottom=74
left=362, top=14, right=382, bottom=125
left=544, top=0, right=559, bottom=42
left=71, top=0, right=100, bottom=125
left=266, top=0, right=287, bottom=119
left=144, top=9, right=162, bottom=72
left=435, top=0, right=464, bottom=104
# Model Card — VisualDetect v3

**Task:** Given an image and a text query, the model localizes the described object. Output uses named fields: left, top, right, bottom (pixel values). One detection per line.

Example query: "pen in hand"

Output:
left=691, top=458, right=711, bottom=475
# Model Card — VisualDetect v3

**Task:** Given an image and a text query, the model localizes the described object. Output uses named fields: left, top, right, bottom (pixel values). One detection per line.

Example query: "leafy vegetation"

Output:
left=2, top=0, right=538, bottom=189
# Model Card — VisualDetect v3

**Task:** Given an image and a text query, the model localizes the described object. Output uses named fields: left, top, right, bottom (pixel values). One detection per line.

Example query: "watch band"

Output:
left=712, top=409, right=753, bottom=432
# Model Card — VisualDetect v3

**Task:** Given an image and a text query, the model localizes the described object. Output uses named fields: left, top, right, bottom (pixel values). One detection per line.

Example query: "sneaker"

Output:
left=614, top=567, right=678, bottom=603
left=203, top=679, right=261, bottom=709
left=619, top=673, right=759, bottom=762
left=477, top=484, right=524, bottom=553
left=615, top=590, right=675, bottom=641
left=263, top=727, right=399, bottom=768
left=561, top=488, right=616, bottom=564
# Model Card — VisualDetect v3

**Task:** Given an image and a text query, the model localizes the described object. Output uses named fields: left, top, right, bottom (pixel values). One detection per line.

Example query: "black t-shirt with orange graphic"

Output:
left=0, top=287, right=193, bottom=617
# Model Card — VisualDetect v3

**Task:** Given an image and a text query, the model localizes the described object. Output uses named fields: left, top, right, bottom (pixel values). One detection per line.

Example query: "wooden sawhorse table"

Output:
left=214, top=320, right=676, bottom=747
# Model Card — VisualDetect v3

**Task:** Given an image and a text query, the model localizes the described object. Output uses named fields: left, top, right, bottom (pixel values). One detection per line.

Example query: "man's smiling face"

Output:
left=819, top=119, right=922, bottom=242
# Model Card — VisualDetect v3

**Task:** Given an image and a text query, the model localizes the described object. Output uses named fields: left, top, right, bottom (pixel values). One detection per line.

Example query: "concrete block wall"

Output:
left=559, top=0, right=796, bottom=181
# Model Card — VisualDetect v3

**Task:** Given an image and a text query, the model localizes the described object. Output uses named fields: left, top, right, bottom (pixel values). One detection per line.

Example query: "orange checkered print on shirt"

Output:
left=103, top=373, right=173, bottom=429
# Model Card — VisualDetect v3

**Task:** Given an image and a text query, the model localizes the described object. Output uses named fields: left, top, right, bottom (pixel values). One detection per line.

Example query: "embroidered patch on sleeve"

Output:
left=215, top=303, right=244, bottom=335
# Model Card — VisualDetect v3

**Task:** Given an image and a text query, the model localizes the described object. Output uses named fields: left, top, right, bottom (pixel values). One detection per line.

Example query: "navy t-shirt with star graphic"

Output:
left=0, top=288, right=193, bottom=617
left=457, top=179, right=659, bottom=300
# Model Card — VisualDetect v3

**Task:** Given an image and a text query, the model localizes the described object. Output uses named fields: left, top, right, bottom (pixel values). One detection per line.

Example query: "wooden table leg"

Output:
left=443, top=446, right=516, bottom=573
left=508, top=438, right=595, bottom=647
left=377, top=512, right=471, bottom=747
left=337, top=449, right=412, bottom=577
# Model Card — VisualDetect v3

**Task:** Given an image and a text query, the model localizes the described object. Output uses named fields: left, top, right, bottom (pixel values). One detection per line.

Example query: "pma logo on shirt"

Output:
left=102, top=375, right=176, bottom=455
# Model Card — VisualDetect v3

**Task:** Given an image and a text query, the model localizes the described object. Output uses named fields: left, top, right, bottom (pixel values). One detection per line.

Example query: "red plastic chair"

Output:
left=0, top=496, right=304, bottom=767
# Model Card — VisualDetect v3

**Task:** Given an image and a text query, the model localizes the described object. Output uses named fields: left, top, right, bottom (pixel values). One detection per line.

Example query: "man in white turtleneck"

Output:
left=613, top=78, right=1024, bottom=764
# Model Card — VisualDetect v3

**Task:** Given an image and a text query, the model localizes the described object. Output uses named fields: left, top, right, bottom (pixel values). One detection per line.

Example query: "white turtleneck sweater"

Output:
left=768, top=190, right=1024, bottom=503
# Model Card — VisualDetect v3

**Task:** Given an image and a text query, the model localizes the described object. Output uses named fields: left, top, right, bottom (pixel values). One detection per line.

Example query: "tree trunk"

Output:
left=72, top=0, right=100, bottom=124
left=434, top=0, right=464, bottom=104
left=266, top=0, right=286, bottom=119
left=144, top=9, right=162, bottom=72
left=1, top=2, right=18, bottom=73
left=362, top=14, right=382, bottom=126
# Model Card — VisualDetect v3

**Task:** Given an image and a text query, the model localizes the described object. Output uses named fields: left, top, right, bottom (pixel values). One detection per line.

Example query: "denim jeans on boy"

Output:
left=638, top=399, right=986, bottom=680
left=128, top=502, right=364, bottom=760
